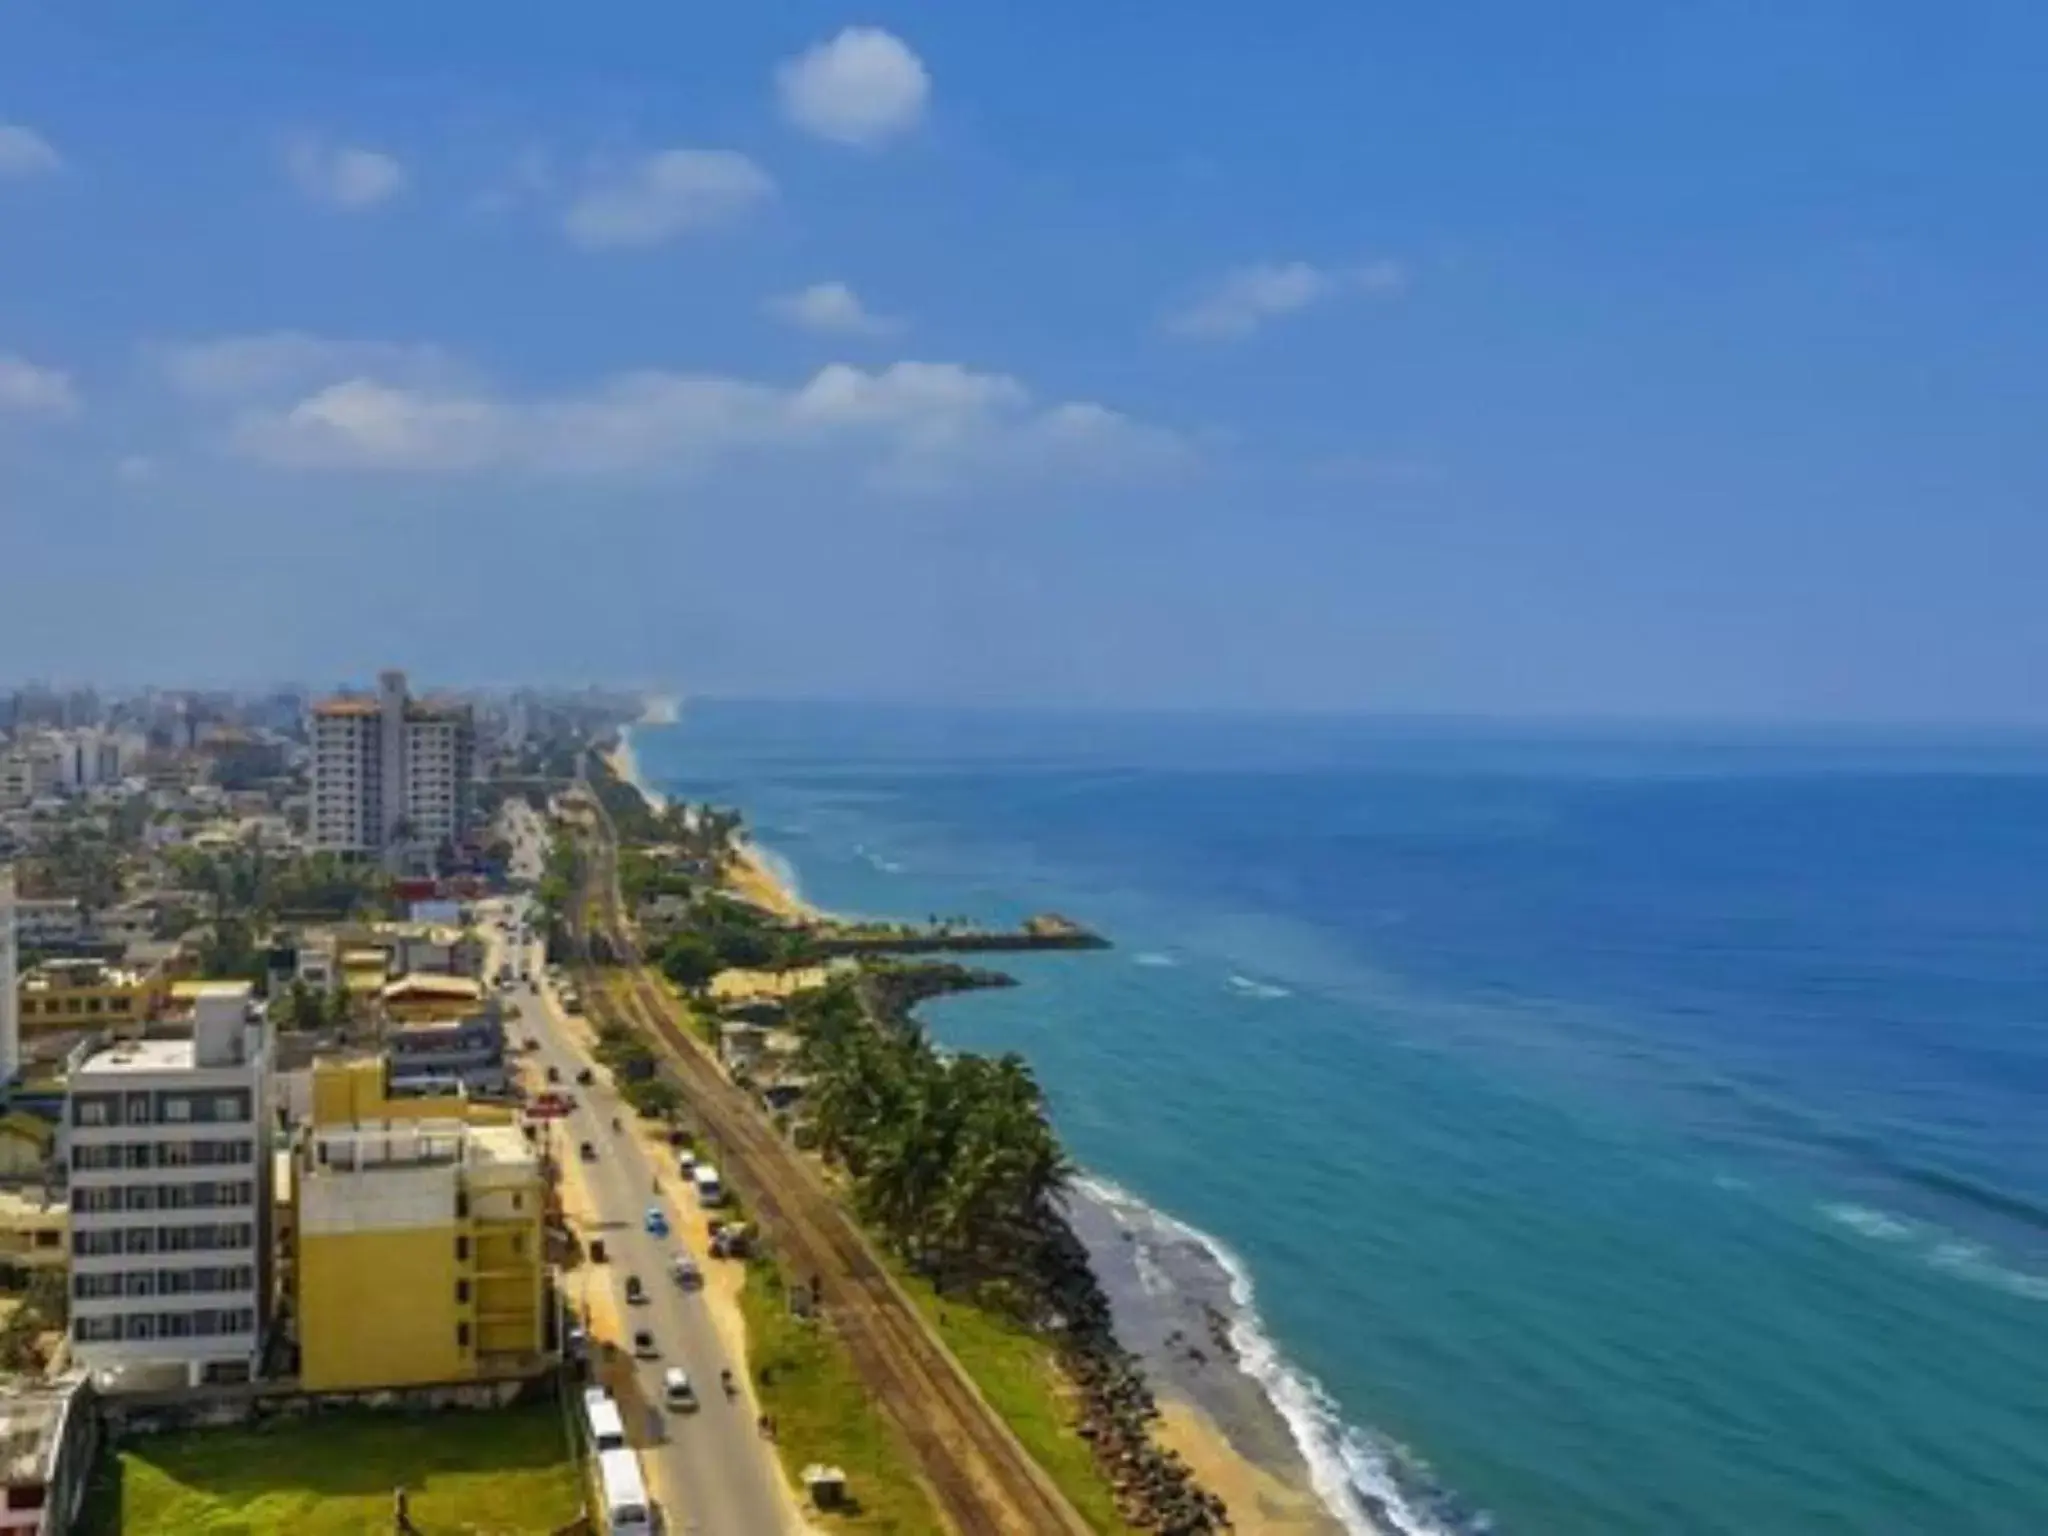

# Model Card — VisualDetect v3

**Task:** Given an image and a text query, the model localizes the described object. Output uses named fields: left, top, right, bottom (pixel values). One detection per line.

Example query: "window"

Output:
left=161, top=1096, right=193, bottom=1123
left=456, top=1279, right=471, bottom=1304
left=124, top=1093, right=151, bottom=1124
left=73, top=1096, right=113, bottom=1128
left=213, top=1094, right=246, bottom=1123
left=456, top=1322, right=471, bottom=1349
left=455, top=1236, right=470, bottom=1262
left=455, top=1192, right=470, bottom=1219
left=75, top=1315, right=119, bottom=1342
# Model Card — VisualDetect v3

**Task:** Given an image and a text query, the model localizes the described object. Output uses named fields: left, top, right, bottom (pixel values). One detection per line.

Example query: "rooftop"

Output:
left=75, top=1037, right=195, bottom=1076
left=0, top=1378, right=81, bottom=1486
left=311, top=698, right=379, bottom=719
left=304, top=1117, right=534, bottom=1174
left=21, top=959, right=152, bottom=992
left=381, top=974, right=484, bottom=1003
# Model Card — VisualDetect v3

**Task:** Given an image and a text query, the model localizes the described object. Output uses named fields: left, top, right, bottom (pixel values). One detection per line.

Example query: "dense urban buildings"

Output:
left=309, top=670, right=476, bottom=869
left=63, top=983, right=273, bottom=1389
left=0, top=874, right=15, bottom=1084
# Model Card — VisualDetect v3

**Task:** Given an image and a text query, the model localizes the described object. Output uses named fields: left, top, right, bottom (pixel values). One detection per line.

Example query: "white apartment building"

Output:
left=309, top=671, right=475, bottom=867
left=63, top=983, right=273, bottom=1390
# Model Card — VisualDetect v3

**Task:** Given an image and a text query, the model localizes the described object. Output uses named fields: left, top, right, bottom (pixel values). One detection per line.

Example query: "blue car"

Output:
left=644, top=1206, right=669, bottom=1237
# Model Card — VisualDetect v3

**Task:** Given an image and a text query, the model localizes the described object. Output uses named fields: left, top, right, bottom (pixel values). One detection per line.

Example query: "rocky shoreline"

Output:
left=868, top=967, right=1232, bottom=1533
left=1042, top=1215, right=1235, bottom=1532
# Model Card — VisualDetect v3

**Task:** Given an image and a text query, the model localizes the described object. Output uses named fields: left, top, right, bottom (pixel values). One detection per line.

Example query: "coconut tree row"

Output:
left=795, top=978, right=1072, bottom=1303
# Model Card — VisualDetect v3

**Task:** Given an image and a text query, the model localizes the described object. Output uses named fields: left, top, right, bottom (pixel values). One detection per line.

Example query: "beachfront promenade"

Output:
left=574, top=776, right=1097, bottom=1536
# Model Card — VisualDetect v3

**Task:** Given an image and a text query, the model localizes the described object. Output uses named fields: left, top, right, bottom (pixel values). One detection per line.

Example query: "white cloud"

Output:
left=564, top=149, right=775, bottom=250
left=0, top=354, right=79, bottom=418
left=1166, top=259, right=1406, bottom=340
left=776, top=27, right=930, bottom=148
left=0, top=124, right=62, bottom=179
left=152, top=332, right=457, bottom=401
left=283, top=137, right=407, bottom=211
left=767, top=281, right=902, bottom=337
left=219, top=351, right=1182, bottom=486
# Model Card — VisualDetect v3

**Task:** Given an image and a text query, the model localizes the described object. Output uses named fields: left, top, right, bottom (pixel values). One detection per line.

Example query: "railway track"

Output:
left=575, top=811, right=1094, bottom=1536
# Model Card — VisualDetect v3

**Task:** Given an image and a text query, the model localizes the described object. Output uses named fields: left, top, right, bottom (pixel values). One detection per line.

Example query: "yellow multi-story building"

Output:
left=292, top=1056, right=544, bottom=1391
left=16, top=958, right=167, bottom=1034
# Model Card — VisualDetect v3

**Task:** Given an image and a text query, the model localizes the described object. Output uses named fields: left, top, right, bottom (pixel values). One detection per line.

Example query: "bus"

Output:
left=596, top=1446, right=654, bottom=1534
left=582, top=1386, right=626, bottom=1453
left=691, top=1162, right=725, bottom=1207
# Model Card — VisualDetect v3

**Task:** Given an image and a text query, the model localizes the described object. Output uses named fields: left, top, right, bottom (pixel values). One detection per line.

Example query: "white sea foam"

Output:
left=1227, top=973, right=1293, bottom=1000
left=1072, top=1173, right=1466, bottom=1536
left=1133, top=952, right=1181, bottom=969
left=1819, top=1204, right=2048, bottom=1302
left=747, top=840, right=807, bottom=904
left=612, top=728, right=667, bottom=811
left=1820, top=1202, right=1916, bottom=1243
left=1926, top=1240, right=2048, bottom=1302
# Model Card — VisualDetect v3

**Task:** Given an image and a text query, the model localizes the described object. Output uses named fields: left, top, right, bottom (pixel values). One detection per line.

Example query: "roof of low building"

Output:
left=381, top=974, right=484, bottom=1002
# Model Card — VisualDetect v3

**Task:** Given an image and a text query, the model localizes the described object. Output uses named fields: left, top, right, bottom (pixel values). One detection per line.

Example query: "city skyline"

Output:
left=4, top=4, right=2047, bottom=722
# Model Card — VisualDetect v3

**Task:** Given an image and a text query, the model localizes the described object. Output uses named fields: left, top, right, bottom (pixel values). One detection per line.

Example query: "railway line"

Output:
left=574, top=803, right=1096, bottom=1536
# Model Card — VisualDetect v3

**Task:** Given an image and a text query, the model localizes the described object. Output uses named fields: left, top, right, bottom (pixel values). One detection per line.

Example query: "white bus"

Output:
left=596, top=1445, right=654, bottom=1534
left=582, top=1386, right=626, bottom=1453
left=692, top=1162, right=725, bottom=1207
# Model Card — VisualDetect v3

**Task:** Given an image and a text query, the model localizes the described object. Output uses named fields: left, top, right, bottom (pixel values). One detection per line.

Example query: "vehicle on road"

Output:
left=579, top=1140, right=597, bottom=1161
left=546, top=1065, right=561, bottom=1083
left=671, top=1255, right=701, bottom=1288
left=663, top=1367, right=698, bottom=1411
left=524, top=1036, right=540, bottom=1052
left=631, top=1328, right=657, bottom=1359
left=596, top=1445, right=653, bottom=1534
left=691, top=1164, right=725, bottom=1207
left=676, top=1148, right=697, bottom=1176
left=576, top=1067, right=595, bottom=1086
left=624, top=1274, right=645, bottom=1305
left=644, top=1206, right=668, bottom=1237
left=582, top=1386, right=628, bottom=1453
left=589, top=1238, right=608, bottom=1263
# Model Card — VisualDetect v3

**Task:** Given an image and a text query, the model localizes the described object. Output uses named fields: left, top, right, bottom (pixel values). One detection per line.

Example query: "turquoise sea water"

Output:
left=634, top=703, right=2048, bottom=1535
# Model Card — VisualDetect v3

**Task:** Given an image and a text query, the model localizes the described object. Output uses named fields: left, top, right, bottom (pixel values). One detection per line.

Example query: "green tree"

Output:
left=659, top=932, right=721, bottom=994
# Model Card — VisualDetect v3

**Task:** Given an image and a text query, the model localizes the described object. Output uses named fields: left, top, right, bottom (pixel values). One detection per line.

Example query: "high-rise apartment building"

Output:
left=62, top=983, right=273, bottom=1389
left=309, top=670, right=475, bottom=866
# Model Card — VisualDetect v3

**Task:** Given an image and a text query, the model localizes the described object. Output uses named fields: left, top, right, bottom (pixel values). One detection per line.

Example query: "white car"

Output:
left=663, top=1367, right=697, bottom=1410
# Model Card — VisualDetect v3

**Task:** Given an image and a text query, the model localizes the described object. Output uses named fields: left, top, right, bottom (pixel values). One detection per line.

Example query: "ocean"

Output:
left=631, top=702, right=2048, bottom=1535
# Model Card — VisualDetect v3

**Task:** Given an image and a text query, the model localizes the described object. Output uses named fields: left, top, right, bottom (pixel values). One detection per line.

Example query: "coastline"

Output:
left=607, top=726, right=1368, bottom=1535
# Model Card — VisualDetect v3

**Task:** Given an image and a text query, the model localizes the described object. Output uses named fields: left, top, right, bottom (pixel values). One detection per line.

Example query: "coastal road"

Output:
left=572, top=793, right=1094, bottom=1536
left=485, top=909, right=791, bottom=1536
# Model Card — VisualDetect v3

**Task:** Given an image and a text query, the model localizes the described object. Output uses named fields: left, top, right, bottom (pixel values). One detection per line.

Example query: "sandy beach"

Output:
left=600, top=729, right=1349, bottom=1535
left=1158, top=1399, right=1347, bottom=1535
left=724, top=839, right=826, bottom=924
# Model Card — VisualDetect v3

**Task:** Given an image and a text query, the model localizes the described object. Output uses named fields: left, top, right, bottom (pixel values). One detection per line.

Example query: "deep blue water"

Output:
left=636, top=703, right=2048, bottom=1535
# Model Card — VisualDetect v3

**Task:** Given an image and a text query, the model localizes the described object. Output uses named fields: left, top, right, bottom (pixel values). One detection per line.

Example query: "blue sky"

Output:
left=2, top=2, right=2045, bottom=720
